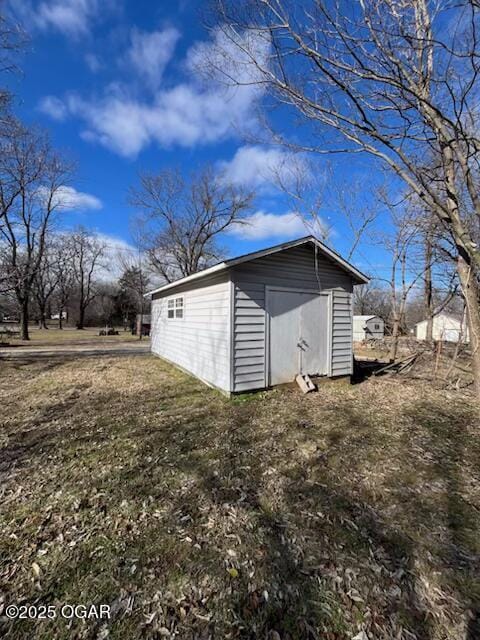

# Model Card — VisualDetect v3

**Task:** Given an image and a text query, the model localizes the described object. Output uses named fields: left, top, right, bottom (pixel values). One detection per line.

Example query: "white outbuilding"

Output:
left=415, top=312, right=469, bottom=343
left=147, top=236, right=368, bottom=394
left=353, top=315, right=385, bottom=341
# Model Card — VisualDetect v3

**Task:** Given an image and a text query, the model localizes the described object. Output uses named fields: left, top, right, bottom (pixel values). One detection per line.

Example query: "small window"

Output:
left=374, top=323, right=380, bottom=330
left=167, top=296, right=184, bottom=319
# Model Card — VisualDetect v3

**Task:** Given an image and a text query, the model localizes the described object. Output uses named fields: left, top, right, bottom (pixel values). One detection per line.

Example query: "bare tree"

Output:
left=423, top=213, right=436, bottom=342
left=0, top=8, right=25, bottom=128
left=0, top=127, right=72, bottom=339
left=269, top=154, right=332, bottom=240
left=71, top=228, right=106, bottom=329
left=414, top=205, right=459, bottom=341
left=117, top=254, right=151, bottom=339
left=353, top=281, right=390, bottom=319
left=96, top=283, right=117, bottom=330
left=375, top=196, right=457, bottom=359
left=327, top=175, right=381, bottom=261
left=131, top=166, right=254, bottom=282
left=51, top=234, right=75, bottom=329
left=33, top=234, right=78, bottom=329
left=210, top=0, right=480, bottom=394
left=380, top=208, right=425, bottom=360
left=33, top=245, right=60, bottom=329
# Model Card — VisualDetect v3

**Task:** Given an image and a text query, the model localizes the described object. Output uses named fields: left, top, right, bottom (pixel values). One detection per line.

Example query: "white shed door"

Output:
left=268, top=290, right=329, bottom=385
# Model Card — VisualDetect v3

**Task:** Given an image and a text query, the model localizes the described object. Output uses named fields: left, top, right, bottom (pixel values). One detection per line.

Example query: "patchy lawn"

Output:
left=0, top=355, right=479, bottom=640
left=0, top=327, right=143, bottom=348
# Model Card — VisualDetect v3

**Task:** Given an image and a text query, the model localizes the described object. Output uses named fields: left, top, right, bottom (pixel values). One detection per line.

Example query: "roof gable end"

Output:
left=146, top=235, right=369, bottom=297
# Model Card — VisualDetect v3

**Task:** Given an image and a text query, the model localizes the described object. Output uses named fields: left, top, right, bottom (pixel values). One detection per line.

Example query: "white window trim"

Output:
left=167, top=296, right=184, bottom=320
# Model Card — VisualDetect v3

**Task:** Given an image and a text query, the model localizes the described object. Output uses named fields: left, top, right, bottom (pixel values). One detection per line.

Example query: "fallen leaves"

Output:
left=0, top=355, right=478, bottom=640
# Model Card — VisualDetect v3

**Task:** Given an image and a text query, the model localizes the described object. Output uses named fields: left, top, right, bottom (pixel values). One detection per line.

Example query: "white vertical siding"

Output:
left=232, top=245, right=355, bottom=392
left=150, top=273, right=231, bottom=392
left=233, top=282, right=266, bottom=392
left=331, top=290, right=353, bottom=376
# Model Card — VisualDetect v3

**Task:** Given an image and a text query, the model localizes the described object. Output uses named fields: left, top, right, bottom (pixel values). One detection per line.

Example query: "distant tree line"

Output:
left=0, top=225, right=152, bottom=333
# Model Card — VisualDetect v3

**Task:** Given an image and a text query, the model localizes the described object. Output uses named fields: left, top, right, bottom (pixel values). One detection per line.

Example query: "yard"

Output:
left=0, top=354, right=479, bottom=639
left=0, top=326, right=141, bottom=348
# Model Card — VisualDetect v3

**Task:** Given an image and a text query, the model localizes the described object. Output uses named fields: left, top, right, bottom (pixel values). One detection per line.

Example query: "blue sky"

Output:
left=6, top=0, right=396, bottom=278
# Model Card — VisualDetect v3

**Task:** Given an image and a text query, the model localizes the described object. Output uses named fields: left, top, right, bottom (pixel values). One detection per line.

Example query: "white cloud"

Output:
left=219, top=145, right=310, bottom=189
left=127, top=27, right=180, bottom=90
left=37, top=95, right=68, bottom=121
left=38, top=28, right=270, bottom=157
left=186, top=26, right=270, bottom=87
left=9, top=0, right=115, bottom=37
left=67, top=90, right=152, bottom=157
left=96, top=232, right=135, bottom=254
left=84, top=52, right=102, bottom=72
left=228, top=211, right=328, bottom=241
left=59, top=77, right=262, bottom=157
left=43, top=186, right=102, bottom=211
left=95, top=232, right=136, bottom=278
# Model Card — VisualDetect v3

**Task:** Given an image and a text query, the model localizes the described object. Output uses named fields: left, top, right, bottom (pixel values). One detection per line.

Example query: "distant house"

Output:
left=415, top=312, right=469, bottom=343
left=353, top=315, right=385, bottom=341
left=147, top=236, right=368, bottom=395
left=51, top=311, right=67, bottom=320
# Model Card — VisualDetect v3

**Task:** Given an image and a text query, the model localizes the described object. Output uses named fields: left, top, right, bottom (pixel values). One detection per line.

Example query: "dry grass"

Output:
left=0, top=355, right=479, bottom=640
left=0, top=327, right=143, bottom=349
left=354, top=337, right=475, bottom=391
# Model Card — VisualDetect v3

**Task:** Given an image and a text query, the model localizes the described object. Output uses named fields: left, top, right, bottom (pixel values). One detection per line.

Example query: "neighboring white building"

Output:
left=51, top=311, right=67, bottom=320
left=353, top=315, right=385, bottom=341
left=147, top=236, right=368, bottom=395
left=415, top=312, right=469, bottom=343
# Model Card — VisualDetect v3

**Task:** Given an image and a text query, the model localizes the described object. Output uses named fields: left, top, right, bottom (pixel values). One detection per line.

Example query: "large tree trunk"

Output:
left=457, top=253, right=480, bottom=397
left=389, top=315, right=401, bottom=362
left=58, top=307, right=64, bottom=330
left=20, top=300, right=29, bottom=341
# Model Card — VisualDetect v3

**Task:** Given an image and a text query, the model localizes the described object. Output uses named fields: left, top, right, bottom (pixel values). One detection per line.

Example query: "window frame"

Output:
left=167, top=296, right=184, bottom=320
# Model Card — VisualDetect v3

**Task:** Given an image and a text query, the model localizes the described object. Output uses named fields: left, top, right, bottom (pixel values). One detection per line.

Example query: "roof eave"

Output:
left=144, top=262, right=228, bottom=297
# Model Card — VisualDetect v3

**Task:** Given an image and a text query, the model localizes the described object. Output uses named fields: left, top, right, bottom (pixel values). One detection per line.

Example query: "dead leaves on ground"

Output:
left=0, top=356, right=479, bottom=640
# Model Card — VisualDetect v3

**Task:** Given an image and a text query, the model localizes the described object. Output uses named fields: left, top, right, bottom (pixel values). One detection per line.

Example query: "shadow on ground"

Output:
left=1, top=357, right=478, bottom=639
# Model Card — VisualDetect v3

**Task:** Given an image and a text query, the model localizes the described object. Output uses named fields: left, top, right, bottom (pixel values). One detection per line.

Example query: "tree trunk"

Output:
left=138, top=309, right=143, bottom=341
left=38, top=304, right=48, bottom=329
left=389, top=315, right=400, bottom=362
left=425, top=302, right=434, bottom=341
left=58, top=307, right=63, bottom=330
left=20, top=300, right=29, bottom=340
left=424, top=224, right=434, bottom=342
left=77, top=304, right=85, bottom=330
left=457, top=252, right=480, bottom=397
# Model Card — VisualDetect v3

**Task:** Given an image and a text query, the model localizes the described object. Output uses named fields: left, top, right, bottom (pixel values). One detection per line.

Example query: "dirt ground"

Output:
left=0, top=354, right=479, bottom=640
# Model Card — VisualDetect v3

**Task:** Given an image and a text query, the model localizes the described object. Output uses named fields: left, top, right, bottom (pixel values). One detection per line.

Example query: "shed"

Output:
left=415, top=312, right=469, bottom=343
left=147, top=236, right=368, bottom=394
left=353, top=315, right=385, bottom=341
